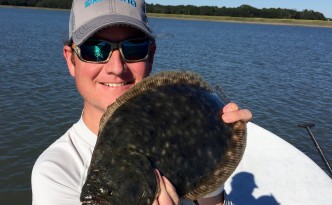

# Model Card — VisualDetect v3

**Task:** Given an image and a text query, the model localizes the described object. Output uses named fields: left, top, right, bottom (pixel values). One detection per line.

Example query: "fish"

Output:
left=80, top=71, right=247, bottom=205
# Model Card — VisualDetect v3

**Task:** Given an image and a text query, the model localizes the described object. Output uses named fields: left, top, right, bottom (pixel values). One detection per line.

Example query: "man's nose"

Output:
left=104, top=49, right=126, bottom=75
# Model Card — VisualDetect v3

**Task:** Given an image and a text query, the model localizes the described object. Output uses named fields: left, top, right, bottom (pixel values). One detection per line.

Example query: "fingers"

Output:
left=163, top=176, right=180, bottom=205
left=153, top=170, right=179, bottom=205
left=152, top=170, right=163, bottom=205
left=222, top=108, right=252, bottom=123
left=222, top=102, right=252, bottom=123
left=223, top=102, right=239, bottom=113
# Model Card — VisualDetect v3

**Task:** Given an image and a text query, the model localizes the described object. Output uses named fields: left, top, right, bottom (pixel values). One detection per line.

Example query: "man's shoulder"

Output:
left=34, top=130, right=78, bottom=167
left=31, top=120, right=95, bottom=204
left=32, top=119, right=96, bottom=182
left=34, top=120, right=95, bottom=169
left=32, top=128, right=81, bottom=178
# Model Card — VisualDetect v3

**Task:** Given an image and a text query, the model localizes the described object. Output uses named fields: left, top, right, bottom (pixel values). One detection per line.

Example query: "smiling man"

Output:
left=31, top=0, right=252, bottom=205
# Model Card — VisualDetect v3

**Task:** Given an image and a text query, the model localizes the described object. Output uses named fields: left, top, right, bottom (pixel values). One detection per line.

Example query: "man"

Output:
left=31, top=0, right=252, bottom=204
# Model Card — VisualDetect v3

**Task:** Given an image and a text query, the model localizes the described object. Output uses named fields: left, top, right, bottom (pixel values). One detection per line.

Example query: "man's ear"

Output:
left=63, top=45, right=76, bottom=78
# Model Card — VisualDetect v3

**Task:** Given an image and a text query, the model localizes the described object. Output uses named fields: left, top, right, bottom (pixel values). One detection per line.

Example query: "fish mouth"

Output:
left=81, top=195, right=110, bottom=205
left=81, top=200, right=110, bottom=205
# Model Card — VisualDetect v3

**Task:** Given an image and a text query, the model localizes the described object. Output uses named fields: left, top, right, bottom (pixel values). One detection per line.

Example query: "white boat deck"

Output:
left=225, top=122, right=332, bottom=204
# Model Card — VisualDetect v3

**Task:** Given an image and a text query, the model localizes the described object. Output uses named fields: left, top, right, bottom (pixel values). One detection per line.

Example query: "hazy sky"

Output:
left=146, top=0, right=332, bottom=18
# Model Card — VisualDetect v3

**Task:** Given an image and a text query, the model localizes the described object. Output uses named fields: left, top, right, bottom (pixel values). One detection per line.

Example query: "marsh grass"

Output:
left=148, top=13, right=332, bottom=28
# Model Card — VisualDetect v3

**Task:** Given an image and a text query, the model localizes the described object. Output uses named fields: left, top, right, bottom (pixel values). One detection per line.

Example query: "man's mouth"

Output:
left=101, top=80, right=134, bottom=87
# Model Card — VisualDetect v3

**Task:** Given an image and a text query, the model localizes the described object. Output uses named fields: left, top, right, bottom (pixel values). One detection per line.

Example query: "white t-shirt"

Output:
left=32, top=117, right=96, bottom=205
left=32, top=117, right=230, bottom=205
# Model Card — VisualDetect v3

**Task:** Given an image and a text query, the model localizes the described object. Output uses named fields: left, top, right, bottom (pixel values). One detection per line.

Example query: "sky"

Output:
left=146, top=0, right=332, bottom=18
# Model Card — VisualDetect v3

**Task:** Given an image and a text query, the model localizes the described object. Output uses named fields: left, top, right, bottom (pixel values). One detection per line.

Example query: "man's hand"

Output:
left=153, top=170, right=180, bottom=205
left=222, top=102, right=252, bottom=123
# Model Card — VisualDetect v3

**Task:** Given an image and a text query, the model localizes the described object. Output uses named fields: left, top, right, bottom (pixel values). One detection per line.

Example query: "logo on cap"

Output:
left=85, top=0, right=103, bottom=8
left=120, top=0, right=137, bottom=7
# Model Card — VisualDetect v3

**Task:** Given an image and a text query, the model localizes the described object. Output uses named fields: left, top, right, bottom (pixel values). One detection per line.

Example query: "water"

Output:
left=0, top=7, right=331, bottom=204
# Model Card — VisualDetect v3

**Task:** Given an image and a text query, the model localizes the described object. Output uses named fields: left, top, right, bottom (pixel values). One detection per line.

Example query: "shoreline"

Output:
left=1, top=5, right=332, bottom=28
left=148, top=13, right=332, bottom=28
left=0, top=5, right=68, bottom=11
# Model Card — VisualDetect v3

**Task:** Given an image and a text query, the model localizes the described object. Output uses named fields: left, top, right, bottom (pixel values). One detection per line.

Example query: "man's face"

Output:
left=64, top=26, right=156, bottom=117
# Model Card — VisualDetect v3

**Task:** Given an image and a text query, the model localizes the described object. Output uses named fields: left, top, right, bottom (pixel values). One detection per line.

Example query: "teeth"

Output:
left=104, top=82, right=126, bottom=87
left=102, top=80, right=134, bottom=87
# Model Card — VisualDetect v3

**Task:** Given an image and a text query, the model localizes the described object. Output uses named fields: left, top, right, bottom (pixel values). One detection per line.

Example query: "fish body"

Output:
left=81, top=71, right=246, bottom=205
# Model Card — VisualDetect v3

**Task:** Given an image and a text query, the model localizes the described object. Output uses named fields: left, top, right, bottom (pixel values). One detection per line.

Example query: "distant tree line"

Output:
left=0, top=0, right=71, bottom=9
left=147, top=4, right=327, bottom=20
left=0, top=0, right=327, bottom=20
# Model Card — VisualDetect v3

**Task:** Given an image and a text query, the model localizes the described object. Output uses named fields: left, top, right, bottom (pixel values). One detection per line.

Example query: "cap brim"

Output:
left=72, top=14, right=154, bottom=46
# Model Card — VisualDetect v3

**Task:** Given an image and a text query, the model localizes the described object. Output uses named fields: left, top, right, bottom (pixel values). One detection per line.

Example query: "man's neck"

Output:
left=82, top=107, right=104, bottom=135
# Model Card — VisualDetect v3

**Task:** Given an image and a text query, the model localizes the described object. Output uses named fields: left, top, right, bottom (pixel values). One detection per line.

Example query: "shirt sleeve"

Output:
left=32, top=160, right=81, bottom=205
left=31, top=137, right=86, bottom=205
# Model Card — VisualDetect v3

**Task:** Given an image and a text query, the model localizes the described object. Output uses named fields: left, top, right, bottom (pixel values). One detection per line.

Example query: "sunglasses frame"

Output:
left=73, top=38, right=153, bottom=63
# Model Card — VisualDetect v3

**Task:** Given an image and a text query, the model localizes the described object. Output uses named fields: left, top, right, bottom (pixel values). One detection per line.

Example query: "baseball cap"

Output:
left=69, top=0, right=154, bottom=46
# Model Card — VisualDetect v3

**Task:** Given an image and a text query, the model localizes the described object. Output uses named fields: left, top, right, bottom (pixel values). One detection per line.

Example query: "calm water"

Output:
left=1, top=7, right=331, bottom=204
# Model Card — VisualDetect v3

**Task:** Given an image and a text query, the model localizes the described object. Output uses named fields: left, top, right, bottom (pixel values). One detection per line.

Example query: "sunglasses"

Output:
left=74, top=38, right=152, bottom=63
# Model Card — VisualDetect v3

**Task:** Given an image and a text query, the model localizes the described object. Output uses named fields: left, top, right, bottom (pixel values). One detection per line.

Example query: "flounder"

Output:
left=80, top=71, right=247, bottom=205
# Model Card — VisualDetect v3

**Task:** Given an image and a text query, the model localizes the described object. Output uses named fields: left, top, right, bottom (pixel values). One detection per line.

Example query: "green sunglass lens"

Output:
left=80, top=41, right=111, bottom=62
left=122, top=39, right=149, bottom=61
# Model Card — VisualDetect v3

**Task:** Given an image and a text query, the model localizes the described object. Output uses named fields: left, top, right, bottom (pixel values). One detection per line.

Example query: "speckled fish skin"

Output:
left=80, top=71, right=247, bottom=205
